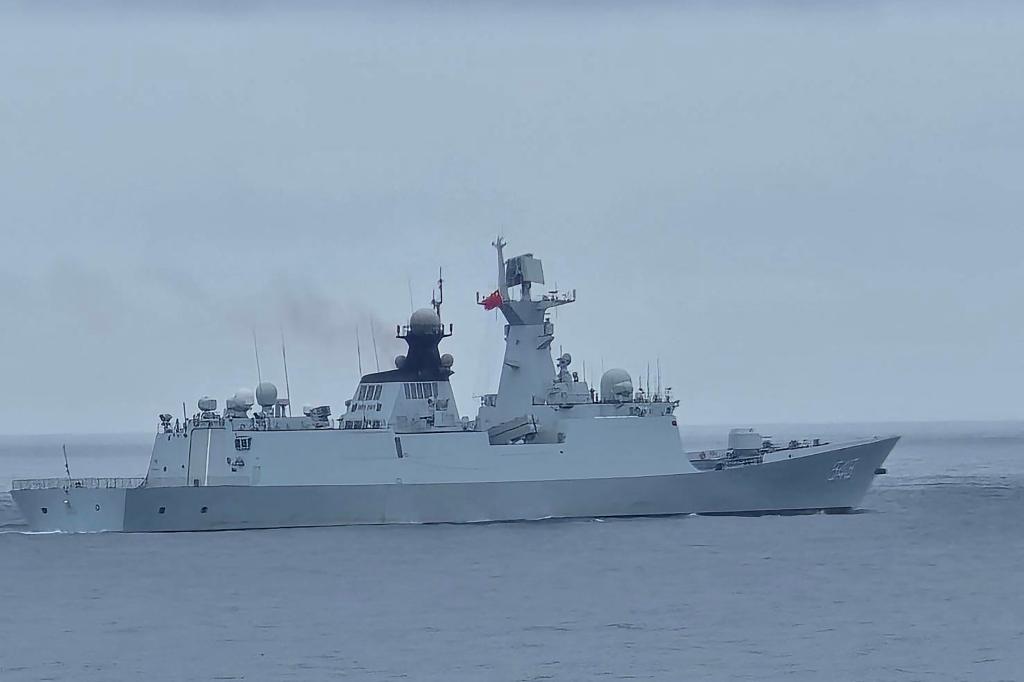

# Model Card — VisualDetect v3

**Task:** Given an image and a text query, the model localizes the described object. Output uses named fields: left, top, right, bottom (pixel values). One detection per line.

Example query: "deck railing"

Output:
left=11, top=477, right=145, bottom=491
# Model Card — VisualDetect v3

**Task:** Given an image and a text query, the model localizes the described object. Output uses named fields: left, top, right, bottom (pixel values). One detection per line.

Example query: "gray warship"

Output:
left=11, top=239, right=898, bottom=532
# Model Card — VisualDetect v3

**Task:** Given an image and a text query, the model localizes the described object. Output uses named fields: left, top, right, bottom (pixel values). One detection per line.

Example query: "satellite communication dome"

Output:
left=409, top=308, right=441, bottom=334
left=256, top=381, right=278, bottom=408
left=600, top=368, right=633, bottom=402
left=561, top=352, right=572, bottom=365
left=233, top=387, right=255, bottom=408
left=440, top=353, right=454, bottom=368
left=198, top=396, right=217, bottom=412
left=395, top=354, right=407, bottom=369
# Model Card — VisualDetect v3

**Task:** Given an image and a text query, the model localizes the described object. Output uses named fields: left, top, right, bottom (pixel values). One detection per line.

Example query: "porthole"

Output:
left=158, top=506, right=166, bottom=514
left=41, top=507, right=48, bottom=514
left=95, top=504, right=101, bottom=511
left=163, top=466, right=167, bottom=472
left=200, top=506, right=208, bottom=514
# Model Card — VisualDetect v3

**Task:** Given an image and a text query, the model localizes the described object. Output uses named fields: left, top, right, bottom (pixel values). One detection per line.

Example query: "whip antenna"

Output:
left=252, top=330, right=263, bottom=384
left=370, top=320, right=380, bottom=371
left=280, top=328, right=292, bottom=417
left=355, top=326, right=364, bottom=376
left=62, top=443, right=72, bottom=487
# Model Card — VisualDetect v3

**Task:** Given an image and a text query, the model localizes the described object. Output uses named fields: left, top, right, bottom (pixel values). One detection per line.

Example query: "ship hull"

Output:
left=12, top=436, right=897, bottom=533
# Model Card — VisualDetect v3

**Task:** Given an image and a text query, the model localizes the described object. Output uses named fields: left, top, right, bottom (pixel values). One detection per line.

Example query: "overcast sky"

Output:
left=1, top=2, right=1021, bottom=434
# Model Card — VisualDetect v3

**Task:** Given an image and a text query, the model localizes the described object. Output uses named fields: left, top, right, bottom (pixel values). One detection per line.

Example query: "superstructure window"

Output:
left=402, top=382, right=437, bottom=400
left=235, top=436, right=252, bottom=451
left=357, top=384, right=383, bottom=401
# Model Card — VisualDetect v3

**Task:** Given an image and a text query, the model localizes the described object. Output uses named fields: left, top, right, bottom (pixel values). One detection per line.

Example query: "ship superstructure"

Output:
left=11, top=240, right=898, bottom=532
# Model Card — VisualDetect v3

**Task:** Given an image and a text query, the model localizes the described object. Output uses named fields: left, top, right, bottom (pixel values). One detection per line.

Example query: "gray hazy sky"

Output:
left=1, top=2, right=1021, bottom=434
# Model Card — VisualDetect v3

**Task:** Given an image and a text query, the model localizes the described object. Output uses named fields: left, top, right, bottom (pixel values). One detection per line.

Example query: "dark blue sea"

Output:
left=1, top=422, right=1022, bottom=681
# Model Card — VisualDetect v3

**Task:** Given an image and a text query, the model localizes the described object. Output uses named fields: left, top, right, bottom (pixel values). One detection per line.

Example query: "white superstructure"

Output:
left=11, top=239, right=899, bottom=532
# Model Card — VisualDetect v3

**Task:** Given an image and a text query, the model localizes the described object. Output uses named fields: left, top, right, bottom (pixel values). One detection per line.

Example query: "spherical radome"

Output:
left=409, top=308, right=441, bottom=333
left=440, top=353, right=454, bottom=368
left=233, top=387, right=255, bottom=407
left=395, top=354, right=407, bottom=369
left=198, top=396, right=217, bottom=412
left=256, top=381, right=278, bottom=408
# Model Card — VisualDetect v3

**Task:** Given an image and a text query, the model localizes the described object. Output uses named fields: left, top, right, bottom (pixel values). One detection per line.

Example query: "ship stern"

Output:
left=11, top=478, right=139, bottom=532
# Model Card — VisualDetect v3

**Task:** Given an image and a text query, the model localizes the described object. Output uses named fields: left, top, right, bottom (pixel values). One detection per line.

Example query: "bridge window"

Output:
left=357, top=384, right=383, bottom=401
left=403, top=382, right=436, bottom=400
left=235, top=436, right=252, bottom=451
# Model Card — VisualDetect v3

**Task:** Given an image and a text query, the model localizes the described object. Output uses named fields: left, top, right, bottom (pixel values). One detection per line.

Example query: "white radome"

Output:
left=234, top=387, right=255, bottom=407
left=409, top=308, right=441, bottom=334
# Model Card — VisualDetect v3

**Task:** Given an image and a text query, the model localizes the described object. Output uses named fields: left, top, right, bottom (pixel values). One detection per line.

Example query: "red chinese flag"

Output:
left=482, top=290, right=503, bottom=310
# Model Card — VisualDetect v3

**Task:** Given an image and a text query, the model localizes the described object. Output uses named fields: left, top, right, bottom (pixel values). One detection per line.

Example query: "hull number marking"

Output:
left=827, top=458, right=859, bottom=481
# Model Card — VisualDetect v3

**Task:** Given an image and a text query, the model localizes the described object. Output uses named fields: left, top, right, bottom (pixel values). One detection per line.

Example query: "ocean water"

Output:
left=1, top=422, right=1022, bottom=681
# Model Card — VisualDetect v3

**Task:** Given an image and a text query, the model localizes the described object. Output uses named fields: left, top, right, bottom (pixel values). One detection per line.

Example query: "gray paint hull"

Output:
left=12, top=437, right=897, bottom=532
